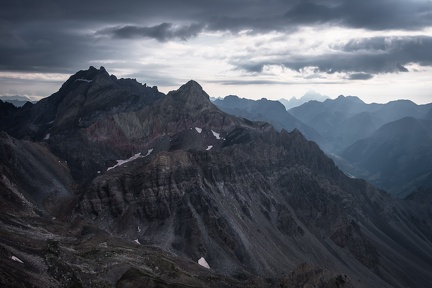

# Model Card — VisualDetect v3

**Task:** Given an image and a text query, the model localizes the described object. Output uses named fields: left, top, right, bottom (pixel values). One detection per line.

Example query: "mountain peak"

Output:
left=334, top=95, right=364, bottom=103
left=184, top=79, right=202, bottom=88
left=167, top=80, right=213, bottom=111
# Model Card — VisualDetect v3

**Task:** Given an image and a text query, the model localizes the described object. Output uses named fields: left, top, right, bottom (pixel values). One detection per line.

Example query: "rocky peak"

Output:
left=167, top=80, right=214, bottom=112
left=59, top=66, right=109, bottom=91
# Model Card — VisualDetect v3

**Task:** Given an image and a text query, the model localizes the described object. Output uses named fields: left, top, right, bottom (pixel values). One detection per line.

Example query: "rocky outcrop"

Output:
left=279, top=263, right=354, bottom=288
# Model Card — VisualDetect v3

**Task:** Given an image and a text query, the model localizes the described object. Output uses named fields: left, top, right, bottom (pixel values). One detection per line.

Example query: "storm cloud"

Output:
left=1, top=0, right=432, bottom=73
left=96, top=23, right=205, bottom=42
left=1, top=0, right=432, bottom=102
left=232, top=36, right=432, bottom=76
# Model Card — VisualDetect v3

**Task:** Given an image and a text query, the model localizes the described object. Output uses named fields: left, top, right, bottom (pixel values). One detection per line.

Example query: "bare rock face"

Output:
left=0, top=131, right=73, bottom=215
left=1, top=67, right=432, bottom=288
left=279, top=263, right=355, bottom=288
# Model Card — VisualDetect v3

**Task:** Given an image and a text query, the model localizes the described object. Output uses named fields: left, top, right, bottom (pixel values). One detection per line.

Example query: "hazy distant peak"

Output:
left=302, top=90, right=329, bottom=101
left=0, top=95, right=36, bottom=107
left=279, top=90, right=329, bottom=110
left=386, top=99, right=416, bottom=106
left=0, top=95, right=34, bottom=102
left=334, top=95, right=364, bottom=103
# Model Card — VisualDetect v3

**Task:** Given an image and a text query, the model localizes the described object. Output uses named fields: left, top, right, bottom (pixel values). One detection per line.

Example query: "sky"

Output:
left=1, top=0, right=432, bottom=104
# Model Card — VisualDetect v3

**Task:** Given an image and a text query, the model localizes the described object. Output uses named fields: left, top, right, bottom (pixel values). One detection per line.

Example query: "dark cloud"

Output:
left=0, top=0, right=432, bottom=75
left=397, top=63, right=409, bottom=72
left=2, top=1, right=431, bottom=34
left=283, top=0, right=432, bottom=30
left=207, top=79, right=343, bottom=85
left=233, top=36, right=432, bottom=76
left=348, top=73, right=373, bottom=80
left=0, top=26, right=119, bottom=74
left=96, top=23, right=205, bottom=42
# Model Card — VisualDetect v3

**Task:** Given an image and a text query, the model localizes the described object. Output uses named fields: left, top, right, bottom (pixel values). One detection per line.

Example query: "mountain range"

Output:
left=340, top=117, right=432, bottom=197
left=1, top=66, right=432, bottom=287
left=213, top=95, right=322, bottom=143
left=288, top=96, right=432, bottom=196
left=214, top=94, right=432, bottom=197
left=0, top=95, right=36, bottom=107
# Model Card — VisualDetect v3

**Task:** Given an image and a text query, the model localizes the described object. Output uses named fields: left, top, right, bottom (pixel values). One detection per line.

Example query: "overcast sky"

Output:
left=1, top=0, right=432, bottom=104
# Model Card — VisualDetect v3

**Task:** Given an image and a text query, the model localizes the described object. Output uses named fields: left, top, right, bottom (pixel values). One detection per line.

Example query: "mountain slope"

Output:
left=213, top=95, right=323, bottom=144
left=1, top=67, right=432, bottom=287
left=341, top=117, right=432, bottom=197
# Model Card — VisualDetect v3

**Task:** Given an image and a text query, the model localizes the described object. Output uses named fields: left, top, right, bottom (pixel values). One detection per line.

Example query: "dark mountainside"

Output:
left=213, top=95, right=323, bottom=143
left=1, top=67, right=432, bottom=287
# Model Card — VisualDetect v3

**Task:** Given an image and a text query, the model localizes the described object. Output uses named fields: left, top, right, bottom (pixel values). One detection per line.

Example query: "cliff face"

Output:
left=0, top=131, right=73, bottom=216
left=79, top=127, right=382, bottom=278
left=1, top=67, right=432, bottom=287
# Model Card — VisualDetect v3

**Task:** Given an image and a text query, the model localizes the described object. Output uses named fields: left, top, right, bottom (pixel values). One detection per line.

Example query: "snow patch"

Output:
left=134, top=239, right=140, bottom=244
left=195, top=127, right=202, bottom=133
left=43, top=133, right=50, bottom=140
left=107, top=153, right=141, bottom=171
left=137, top=226, right=141, bottom=233
left=11, top=256, right=24, bottom=264
left=211, top=130, right=220, bottom=139
left=198, top=257, right=210, bottom=269
left=144, top=148, right=153, bottom=157
left=107, top=149, right=153, bottom=171
left=206, top=145, right=213, bottom=151
left=75, top=78, right=92, bottom=83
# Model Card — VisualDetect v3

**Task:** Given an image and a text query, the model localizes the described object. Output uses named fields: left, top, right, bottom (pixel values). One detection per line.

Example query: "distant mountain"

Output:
left=426, top=107, right=432, bottom=120
left=213, top=95, right=323, bottom=143
left=0, top=95, right=36, bottom=107
left=1, top=67, right=432, bottom=287
left=279, top=90, right=330, bottom=110
left=341, top=117, right=432, bottom=198
left=289, top=96, right=432, bottom=153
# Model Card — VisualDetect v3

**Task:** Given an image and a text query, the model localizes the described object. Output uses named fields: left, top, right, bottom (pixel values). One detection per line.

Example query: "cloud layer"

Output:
left=1, top=0, right=432, bottom=102
left=233, top=36, right=432, bottom=75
